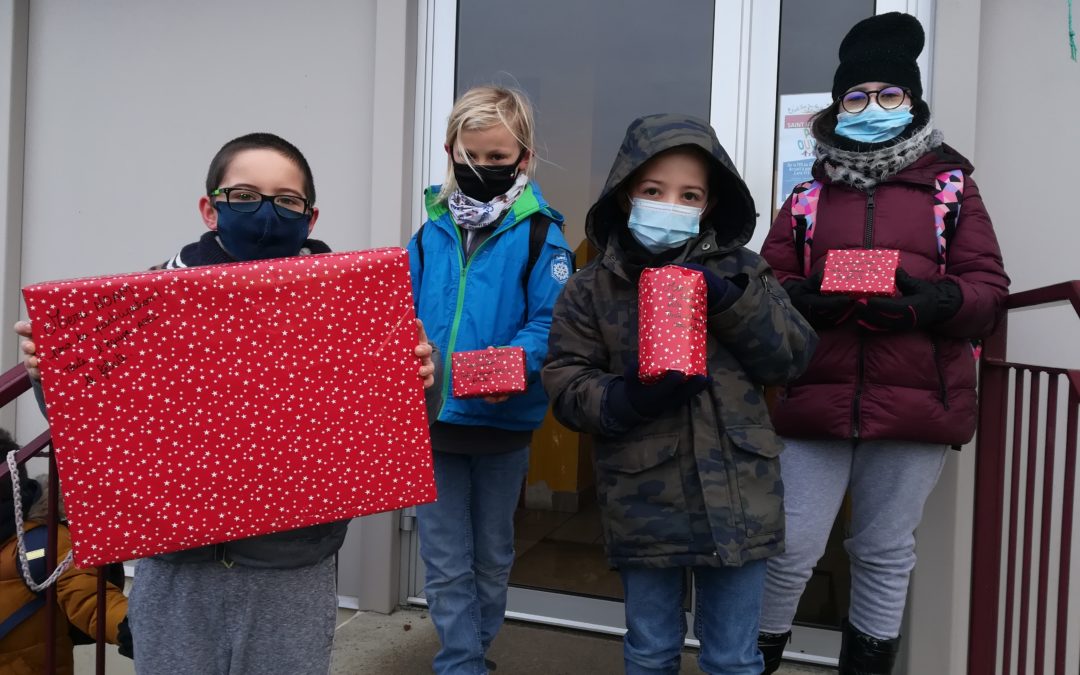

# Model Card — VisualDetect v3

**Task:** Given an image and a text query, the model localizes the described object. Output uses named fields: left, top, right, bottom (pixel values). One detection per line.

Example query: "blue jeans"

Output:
left=620, top=561, right=766, bottom=675
left=417, top=447, right=529, bottom=675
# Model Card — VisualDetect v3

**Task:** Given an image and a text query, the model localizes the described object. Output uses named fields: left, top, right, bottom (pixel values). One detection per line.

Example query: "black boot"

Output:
left=758, top=630, right=790, bottom=674
left=838, top=619, right=900, bottom=674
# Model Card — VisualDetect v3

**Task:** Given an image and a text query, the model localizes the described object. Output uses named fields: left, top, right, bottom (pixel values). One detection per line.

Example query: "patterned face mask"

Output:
left=447, top=173, right=529, bottom=231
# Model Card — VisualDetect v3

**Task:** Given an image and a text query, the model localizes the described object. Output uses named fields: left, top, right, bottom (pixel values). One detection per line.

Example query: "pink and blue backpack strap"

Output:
left=932, top=169, right=965, bottom=275
left=932, top=169, right=980, bottom=357
left=789, top=180, right=823, bottom=277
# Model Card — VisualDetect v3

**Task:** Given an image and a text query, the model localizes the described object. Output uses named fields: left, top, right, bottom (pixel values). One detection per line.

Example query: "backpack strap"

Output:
left=0, top=595, right=46, bottom=641
left=19, top=525, right=50, bottom=587
left=0, top=526, right=50, bottom=641
left=522, top=212, right=572, bottom=315
left=523, top=212, right=553, bottom=290
left=413, top=223, right=426, bottom=272
left=789, top=180, right=823, bottom=277
left=932, top=169, right=965, bottom=274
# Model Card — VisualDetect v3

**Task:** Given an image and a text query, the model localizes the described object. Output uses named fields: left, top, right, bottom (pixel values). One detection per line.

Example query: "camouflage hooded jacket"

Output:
left=541, top=114, right=817, bottom=568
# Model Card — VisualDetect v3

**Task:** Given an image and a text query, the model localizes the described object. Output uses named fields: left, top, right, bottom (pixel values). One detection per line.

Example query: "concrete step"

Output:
left=74, top=606, right=834, bottom=673
left=331, top=607, right=834, bottom=674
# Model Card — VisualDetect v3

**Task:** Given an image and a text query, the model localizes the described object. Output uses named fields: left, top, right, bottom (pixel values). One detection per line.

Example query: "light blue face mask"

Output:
left=835, top=103, right=914, bottom=143
left=627, top=198, right=702, bottom=254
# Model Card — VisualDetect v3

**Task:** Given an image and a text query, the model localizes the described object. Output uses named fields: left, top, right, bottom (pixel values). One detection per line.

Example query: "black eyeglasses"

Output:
left=840, top=86, right=910, bottom=114
left=211, top=187, right=311, bottom=219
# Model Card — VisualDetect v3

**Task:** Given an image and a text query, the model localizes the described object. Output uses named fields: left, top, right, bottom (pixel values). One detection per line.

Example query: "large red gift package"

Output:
left=638, top=266, right=708, bottom=383
left=22, top=248, right=436, bottom=567
left=820, top=248, right=901, bottom=296
left=451, top=347, right=527, bottom=399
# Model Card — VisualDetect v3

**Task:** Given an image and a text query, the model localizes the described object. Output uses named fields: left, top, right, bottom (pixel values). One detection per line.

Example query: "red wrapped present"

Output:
left=22, top=248, right=436, bottom=567
left=451, top=346, right=527, bottom=399
left=820, top=248, right=901, bottom=296
left=638, top=266, right=708, bottom=383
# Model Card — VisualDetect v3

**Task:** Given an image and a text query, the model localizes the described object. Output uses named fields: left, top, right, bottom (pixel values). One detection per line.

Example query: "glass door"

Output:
left=409, top=0, right=717, bottom=638
left=406, top=0, right=935, bottom=666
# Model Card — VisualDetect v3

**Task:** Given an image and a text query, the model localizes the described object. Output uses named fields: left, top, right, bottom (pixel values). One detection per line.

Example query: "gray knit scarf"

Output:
left=815, top=123, right=945, bottom=189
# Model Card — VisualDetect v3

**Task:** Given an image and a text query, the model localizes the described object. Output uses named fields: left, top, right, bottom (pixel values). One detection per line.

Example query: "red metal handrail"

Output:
left=969, top=280, right=1080, bottom=675
left=0, top=366, right=110, bottom=674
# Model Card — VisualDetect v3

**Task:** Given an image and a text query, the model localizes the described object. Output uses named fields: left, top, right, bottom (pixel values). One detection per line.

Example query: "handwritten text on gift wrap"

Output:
left=40, top=284, right=162, bottom=387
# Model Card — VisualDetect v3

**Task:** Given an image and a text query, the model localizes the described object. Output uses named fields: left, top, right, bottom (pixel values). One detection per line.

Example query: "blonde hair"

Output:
left=438, top=86, right=536, bottom=202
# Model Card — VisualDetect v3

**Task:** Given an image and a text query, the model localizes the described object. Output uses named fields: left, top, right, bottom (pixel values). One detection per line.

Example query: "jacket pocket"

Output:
left=725, top=426, right=785, bottom=538
left=594, top=432, right=693, bottom=547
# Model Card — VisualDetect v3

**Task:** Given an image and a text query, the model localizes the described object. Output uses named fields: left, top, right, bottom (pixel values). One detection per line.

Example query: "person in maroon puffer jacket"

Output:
left=756, top=12, right=1009, bottom=675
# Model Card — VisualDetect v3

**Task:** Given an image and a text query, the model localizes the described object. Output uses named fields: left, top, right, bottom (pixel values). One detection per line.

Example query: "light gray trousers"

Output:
left=128, top=555, right=338, bottom=675
left=759, top=438, right=947, bottom=639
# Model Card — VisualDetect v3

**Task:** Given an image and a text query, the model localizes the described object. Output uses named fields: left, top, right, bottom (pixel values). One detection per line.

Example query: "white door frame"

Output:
left=405, top=0, right=935, bottom=666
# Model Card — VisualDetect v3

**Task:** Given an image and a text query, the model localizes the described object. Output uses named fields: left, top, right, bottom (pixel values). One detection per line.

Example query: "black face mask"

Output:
left=452, top=156, right=521, bottom=202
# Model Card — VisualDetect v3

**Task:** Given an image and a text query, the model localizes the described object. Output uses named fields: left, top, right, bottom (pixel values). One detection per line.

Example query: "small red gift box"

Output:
left=638, top=266, right=708, bottom=383
left=451, top=347, right=527, bottom=399
left=22, top=248, right=436, bottom=567
left=820, top=248, right=901, bottom=296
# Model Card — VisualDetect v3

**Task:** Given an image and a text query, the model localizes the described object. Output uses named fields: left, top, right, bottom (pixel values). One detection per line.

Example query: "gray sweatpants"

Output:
left=128, top=556, right=338, bottom=675
left=759, top=438, right=947, bottom=639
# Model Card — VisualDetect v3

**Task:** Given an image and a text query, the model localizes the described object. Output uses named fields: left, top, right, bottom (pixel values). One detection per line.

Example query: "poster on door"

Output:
left=775, top=93, right=832, bottom=209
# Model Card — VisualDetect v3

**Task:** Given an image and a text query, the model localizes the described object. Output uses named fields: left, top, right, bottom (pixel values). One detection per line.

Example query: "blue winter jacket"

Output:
left=408, top=182, right=573, bottom=431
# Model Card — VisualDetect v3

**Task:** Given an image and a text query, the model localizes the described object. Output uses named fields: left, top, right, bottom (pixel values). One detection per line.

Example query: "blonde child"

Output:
left=408, top=86, right=573, bottom=675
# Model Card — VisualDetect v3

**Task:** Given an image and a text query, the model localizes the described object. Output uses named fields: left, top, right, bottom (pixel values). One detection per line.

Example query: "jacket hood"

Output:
left=585, top=114, right=756, bottom=255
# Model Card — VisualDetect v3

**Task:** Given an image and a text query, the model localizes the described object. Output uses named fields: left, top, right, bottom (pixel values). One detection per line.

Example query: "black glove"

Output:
left=857, top=269, right=963, bottom=332
left=782, top=272, right=855, bottom=329
left=676, top=264, right=748, bottom=312
left=605, top=363, right=710, bottom=425
left=117, top=616, right=134, bottom=659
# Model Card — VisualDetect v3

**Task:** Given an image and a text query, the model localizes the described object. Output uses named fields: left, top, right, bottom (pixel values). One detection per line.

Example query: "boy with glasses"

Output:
left=15, top=132, right=440, bottom=675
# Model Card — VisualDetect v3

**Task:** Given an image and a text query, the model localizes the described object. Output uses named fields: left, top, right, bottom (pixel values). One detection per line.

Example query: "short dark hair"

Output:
left=205, top=132, right=317, bottom=205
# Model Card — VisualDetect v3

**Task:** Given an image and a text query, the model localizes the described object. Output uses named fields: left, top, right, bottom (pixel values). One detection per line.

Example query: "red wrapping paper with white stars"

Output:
left=820, top=248, right=901, bottom=296
left=451, top=347, right=527, bottom=399
left=637, top=266, right=708, bottom=384
left=22, top=248, right=436, bottom=567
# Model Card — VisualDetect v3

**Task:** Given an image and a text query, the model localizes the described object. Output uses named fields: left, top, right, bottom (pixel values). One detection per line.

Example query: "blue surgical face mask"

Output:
left=627, top=198, right=702, bottom=254
left=834, top=102, right=914, bottom=143
left=214, top=200, right=311, bottom=261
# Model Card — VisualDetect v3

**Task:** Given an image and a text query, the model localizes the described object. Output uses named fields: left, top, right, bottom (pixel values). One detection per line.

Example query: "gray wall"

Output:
left=907, top=0, right=1080, bottom=672
left=0, top=0, right=28, bottom=436
left=972, top=0, right=1080, bottom=370
left=5, top=0, right=416, bottom=611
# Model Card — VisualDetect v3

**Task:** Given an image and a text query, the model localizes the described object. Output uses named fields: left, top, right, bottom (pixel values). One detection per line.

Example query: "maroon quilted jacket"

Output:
left=761, top=144, right=1009, bottom=446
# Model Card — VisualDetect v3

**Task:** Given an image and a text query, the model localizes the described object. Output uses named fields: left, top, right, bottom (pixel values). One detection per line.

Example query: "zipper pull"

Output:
left=761, top=274, right=783, bottom=305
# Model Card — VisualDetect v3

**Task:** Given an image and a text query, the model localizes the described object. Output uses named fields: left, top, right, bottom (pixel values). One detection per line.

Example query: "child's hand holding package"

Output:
left=604, top=361, right=710, bottom=426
